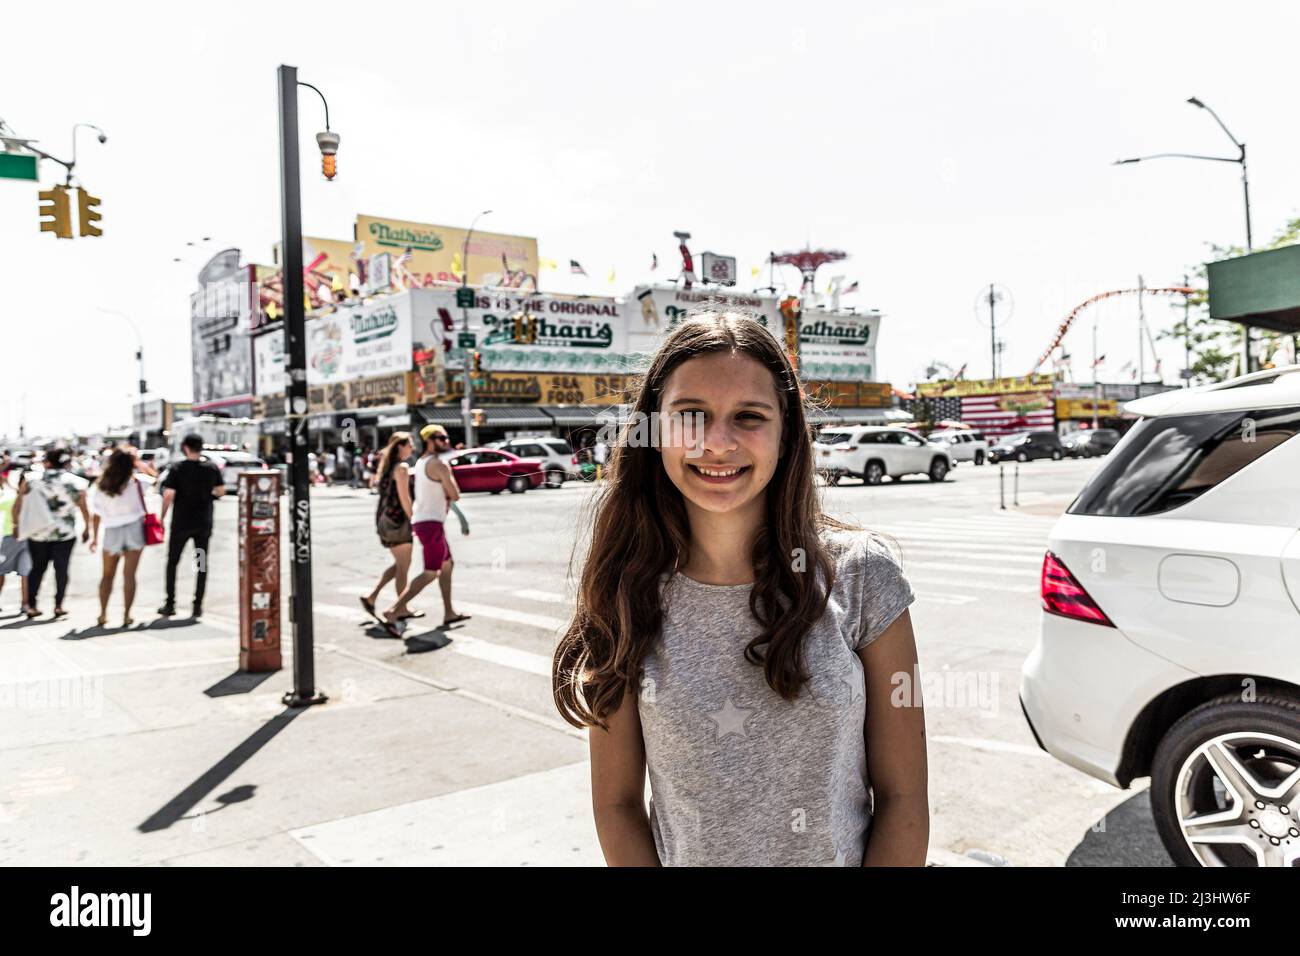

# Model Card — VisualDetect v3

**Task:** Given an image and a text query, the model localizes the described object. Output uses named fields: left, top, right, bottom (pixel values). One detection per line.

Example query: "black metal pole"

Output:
left=278, top=64, right=324, bottom=707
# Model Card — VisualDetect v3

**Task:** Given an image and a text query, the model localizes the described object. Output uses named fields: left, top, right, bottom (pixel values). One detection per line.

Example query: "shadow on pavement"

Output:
left=143, top=617, right=201, bottom=631
left=138, top=706, right=306, bottom=833
left=1065, top=789, right=1175, bottom=866
left=404, top=631, right=452, bottom=654
left=0, top=616, right=56, bottom=630
left=205, top=671, right=277, bottom=697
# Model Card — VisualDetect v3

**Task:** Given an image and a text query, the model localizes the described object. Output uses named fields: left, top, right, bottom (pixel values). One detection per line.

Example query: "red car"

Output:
left=447, top=448, right=545, bottom=494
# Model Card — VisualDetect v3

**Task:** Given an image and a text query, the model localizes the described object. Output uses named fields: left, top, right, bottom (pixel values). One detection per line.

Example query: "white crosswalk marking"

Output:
left=512, top=589, right=570, bottom=604
left=450, top=635, right=553, bottom=676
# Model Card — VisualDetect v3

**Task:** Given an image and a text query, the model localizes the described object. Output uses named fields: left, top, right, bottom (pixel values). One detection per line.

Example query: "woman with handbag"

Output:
left=89, top=447, right=154, bottom=628
left=361, top=432, right=418, bottom=625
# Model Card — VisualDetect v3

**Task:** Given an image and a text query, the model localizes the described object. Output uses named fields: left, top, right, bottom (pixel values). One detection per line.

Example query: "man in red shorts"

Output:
left=382, top=424, right=469, bottom=636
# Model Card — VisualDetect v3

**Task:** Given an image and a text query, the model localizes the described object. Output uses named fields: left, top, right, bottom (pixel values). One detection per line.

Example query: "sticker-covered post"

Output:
left=239, top=471, right=283, bottom=672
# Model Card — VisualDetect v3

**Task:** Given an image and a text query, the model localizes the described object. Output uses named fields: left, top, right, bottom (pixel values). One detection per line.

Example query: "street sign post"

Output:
left=456, top=287, right=476, bottom=308
left=458, top=332, right=476, bottom=349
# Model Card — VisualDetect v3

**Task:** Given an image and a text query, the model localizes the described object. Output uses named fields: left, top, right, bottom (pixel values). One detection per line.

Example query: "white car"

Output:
left=928, top=429, right=989, bottom=465
left=493, top=437, right=580, bottom=488
left=205, top=451, right=269, bottom=493
left=1020, top=365, right=1300, bottom=867
left=814, top=426, right=953, bottom=485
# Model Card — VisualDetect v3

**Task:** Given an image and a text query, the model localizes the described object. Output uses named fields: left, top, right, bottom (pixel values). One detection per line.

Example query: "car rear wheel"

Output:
left=928, top=458, right=949, bottom=482
left=974, top=451, right=985, bottom=466
left=1150, top=695, right=1300, bottom=867
left=1051, top=449, right=1063, bottom=461
left=863, top=461, right=885, bottom=485
left=1016, top=451, right=1029, bottom=462
left=544, top=468, right=564, bottom=489
left=507, top=476, right=529, bottom=494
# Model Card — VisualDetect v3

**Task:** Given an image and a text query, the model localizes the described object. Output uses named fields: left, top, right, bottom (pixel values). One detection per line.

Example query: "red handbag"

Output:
left=136, top=480, right=165, bottom=546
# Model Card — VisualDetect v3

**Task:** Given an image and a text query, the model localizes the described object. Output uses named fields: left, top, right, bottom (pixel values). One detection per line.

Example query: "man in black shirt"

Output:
left=158, top=434, right=224, bottom=618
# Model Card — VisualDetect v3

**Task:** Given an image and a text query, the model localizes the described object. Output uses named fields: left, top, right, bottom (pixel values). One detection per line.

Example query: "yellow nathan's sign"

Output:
left=1057, top=398, right=1119, bottom=419
left=355, top=214, right=540, bottom=291
left=916, top=373, right=1055, bottom=397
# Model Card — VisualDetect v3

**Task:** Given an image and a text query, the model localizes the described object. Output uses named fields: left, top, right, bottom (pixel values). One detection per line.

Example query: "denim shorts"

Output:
left=103, top=522, right=145, bottom=555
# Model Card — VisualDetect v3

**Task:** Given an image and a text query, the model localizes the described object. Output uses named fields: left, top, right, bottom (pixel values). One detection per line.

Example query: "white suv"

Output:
left=928, top=429, right=988, bottom=465
left=814, top=426, right=953, bottom=485
left=1020, top=365, right=1300, bottom=867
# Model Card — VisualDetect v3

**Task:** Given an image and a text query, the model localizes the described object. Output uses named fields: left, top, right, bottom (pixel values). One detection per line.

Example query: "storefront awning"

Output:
left=544, top=405, right=619, bottom=427
left=806, top=407, right=844, bottom=425
left=414, top=404, right=557, bottom=429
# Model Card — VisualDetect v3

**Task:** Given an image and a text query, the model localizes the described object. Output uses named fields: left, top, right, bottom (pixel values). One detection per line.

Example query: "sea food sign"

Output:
left=429, top=289, right=627, bottom=373
left=307, top=296, right=414, bottom=386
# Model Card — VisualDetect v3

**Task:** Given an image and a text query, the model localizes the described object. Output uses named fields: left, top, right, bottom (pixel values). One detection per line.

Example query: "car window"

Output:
left=899, top=433, right=924, bottom=446
left=818, top=432, right=852, bottom=445
left=545, top=440, right=574, bottom=455
left=477, top=451, right=509, bottom=463
left=449, top=454, right=476, bottom=467
left=1068, top=405, right=1300, bottom=517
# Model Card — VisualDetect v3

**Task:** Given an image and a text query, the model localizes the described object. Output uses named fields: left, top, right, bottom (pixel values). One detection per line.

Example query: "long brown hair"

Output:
left=98, top=448, right=136, bottom=496
left=376, top=431, right=412, bottom=483
left=552, top=311, right=852, bottom=729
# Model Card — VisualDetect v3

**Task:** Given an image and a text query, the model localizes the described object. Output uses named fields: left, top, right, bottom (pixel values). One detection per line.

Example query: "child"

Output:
left=553, top=311, right=928, bottom=866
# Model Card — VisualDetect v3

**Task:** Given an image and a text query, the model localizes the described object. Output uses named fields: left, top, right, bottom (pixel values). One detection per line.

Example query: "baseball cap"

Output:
left=419, top=424, right=449, bottom=441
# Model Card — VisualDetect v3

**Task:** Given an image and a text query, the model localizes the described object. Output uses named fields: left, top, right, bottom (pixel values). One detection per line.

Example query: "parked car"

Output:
left=1020, top=365, right=1300, bottom=867
left=987, top=430, right=1065, bottom=463
left=493, top=437, right=580, bottom=487
left=447, top=448, right=545, bottom=494
left=204, top=451, right=269, bottom=493
left=813, top=426, right=953, bottom=485
left=1063, top=428, right=1120, bottom=458
left=928, top=429, right=988, bottom=465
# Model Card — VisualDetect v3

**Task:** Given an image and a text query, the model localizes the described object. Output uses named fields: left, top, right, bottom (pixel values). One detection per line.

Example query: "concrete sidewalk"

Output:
left=0, top=542, right=599, bottom=866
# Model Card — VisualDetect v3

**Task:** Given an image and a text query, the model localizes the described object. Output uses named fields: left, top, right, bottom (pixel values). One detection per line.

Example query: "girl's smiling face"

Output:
left=658, top=351, right=784, bottom=515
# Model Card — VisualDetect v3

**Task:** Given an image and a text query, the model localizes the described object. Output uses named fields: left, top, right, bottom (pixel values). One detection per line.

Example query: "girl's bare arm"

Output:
left=858, top=609, right=930, bottom=866
left=589, top=686, right=661, bottom=866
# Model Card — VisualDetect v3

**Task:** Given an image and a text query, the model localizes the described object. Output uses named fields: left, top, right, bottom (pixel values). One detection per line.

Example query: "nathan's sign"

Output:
left=804, top=380, right=893, bottom=409
left=430, top=289, right=627, bottom=374
left=1057, top=398, right=1120, bottom=419
left=307, top=296, right=413, bottom=386
left=916, top=373, right=1055, bottom=398
left=355, top=214, right=540, bottom=291
left=308, top=373, right=412, bottom=413
left=444, top=370, right=543, bottom=403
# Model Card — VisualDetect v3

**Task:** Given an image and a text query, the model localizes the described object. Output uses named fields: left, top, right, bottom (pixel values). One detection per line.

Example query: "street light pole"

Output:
left=277, top=63, right=327, bottom=708
left=461, top=209, right=491, bottom=447
left=97, top=306, right=146, bottom=409
left=1114, top=97, right=1254, bottom=372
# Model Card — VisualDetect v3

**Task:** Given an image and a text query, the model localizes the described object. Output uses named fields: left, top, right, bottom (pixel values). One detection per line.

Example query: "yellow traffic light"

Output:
left=38, top=185, right=73, bottom=239
left=76, top=187, right=102, bottom=237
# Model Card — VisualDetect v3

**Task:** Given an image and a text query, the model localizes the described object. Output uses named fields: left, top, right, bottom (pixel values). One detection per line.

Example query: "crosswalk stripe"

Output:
left=912, top=592, right=978, bottom=605
left=907, top=576, right=1037, bottom=594
left=902, top=550, right=1042, bottom=566
left=903, top=560, right=1035, bottom=577
left=450, top=635, right=553, bottom=676
left=892, top=539, right=1046, bottom=555
left=512, top=589, right=570, bottom=604
left=453, top=601, right=568, bottom=633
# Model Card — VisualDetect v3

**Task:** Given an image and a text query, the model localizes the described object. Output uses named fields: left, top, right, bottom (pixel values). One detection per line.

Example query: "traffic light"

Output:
left=38, top=185, right=73, bottom=239
left=76, top=187, right=102, bottom=237
left=524, top=313, right=537, bottom=344
left=471, top=350, right=483, bottom=374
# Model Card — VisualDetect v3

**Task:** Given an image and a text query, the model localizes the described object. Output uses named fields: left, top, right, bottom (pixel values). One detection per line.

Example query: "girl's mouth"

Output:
left=688, top=463, right=750, bottom=484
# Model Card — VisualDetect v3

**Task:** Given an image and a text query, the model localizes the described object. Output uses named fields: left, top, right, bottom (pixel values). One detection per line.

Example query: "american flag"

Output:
left=570, top=259, right=587, bottom=276
left=960, top=392, right=1055, bottom=438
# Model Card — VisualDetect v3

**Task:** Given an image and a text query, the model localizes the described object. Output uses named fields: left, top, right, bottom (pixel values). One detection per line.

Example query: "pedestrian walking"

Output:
left=593, top=438, right=608, bottom=480
left=0, top=472, right=32, bottom=615
left=552, top=312, right=927, bottom=867
left=18, top=448, right=90, bottom=620
left=323, top=449, right=336, bottom=485
left=381, top=424, right=470, bottom=636
left=89, top=447, right=149, bottom=628
left=351, top=447, right=365, bottom=489
left=361, top=432, right=416, bottom=625
left=157, top=434, right=224, bottom=620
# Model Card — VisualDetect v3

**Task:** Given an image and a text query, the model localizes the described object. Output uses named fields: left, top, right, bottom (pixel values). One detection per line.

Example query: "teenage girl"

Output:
left=553, top=312, right=929, bottom=866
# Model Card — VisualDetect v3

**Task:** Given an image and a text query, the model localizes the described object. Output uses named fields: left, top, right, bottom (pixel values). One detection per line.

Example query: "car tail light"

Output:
left=1041, top=551, right=1115, bottom=627
left=571, top=455, right=578, bottom=464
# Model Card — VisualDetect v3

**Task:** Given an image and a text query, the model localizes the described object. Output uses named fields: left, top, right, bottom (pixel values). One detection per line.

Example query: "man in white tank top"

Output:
left=383, top=425, right=470, bottom=635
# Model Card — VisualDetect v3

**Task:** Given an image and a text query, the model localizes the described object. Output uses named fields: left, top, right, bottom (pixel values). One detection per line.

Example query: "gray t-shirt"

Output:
left=637, top=527, right=915, bottom=866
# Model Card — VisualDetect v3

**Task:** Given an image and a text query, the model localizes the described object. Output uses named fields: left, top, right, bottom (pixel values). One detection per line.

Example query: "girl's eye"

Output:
left=737, top=413, right=766, bottom=423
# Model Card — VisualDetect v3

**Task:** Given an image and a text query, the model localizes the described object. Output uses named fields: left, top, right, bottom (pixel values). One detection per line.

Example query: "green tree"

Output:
left=1161, top=217, right=1300, bottom=383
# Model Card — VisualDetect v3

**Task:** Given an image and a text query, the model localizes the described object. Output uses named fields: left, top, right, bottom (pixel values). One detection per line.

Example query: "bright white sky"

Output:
left=3, top=0, right=1297, bottom=439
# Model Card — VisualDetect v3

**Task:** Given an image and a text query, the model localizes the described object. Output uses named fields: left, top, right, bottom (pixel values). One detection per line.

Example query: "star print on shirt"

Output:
left=841, top=674, right=864, bottom=705
left=708, top=697, right=754, bottom=740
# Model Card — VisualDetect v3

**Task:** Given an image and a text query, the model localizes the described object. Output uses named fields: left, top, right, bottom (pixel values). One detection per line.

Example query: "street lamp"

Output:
left=1114, top=96, right=1254, bottom=369
left=276, top=64, right=337, bottom=708
left=461, top=209, right=491, bottom=447
left=96, top=307, right=146, bottom=398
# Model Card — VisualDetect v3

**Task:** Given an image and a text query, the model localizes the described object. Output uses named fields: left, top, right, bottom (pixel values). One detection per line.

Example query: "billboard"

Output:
left=253, top=326, right=287, bottom=397
left=190, top=260, right=255, bottom=408
left=429, top=288, right=626, bottom=374
left=355, top=214, right=540, bottom=291
left=307, top=295, right=415, bottom=386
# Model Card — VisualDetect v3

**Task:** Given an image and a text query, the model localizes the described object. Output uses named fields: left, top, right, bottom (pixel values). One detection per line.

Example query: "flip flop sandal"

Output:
left=442, top=613, right=472, bottom=626
left=360, top=596, right=382, bottom=623
left=397, top=610, right=426, bottom=620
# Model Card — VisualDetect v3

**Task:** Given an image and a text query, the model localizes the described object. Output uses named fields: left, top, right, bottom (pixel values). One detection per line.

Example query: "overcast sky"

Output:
left=3, top=0, right=1297, bottom=438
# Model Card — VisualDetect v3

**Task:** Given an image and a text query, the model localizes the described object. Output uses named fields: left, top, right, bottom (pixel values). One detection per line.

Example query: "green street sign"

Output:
left=458, top=332, right=476, bottom=348
left=0, top=153, right=38, bottom=182
left=456, top=287, right=476, bottom=308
